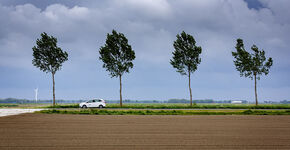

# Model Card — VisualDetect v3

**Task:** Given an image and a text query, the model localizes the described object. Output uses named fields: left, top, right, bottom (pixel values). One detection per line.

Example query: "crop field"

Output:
left=0, top=113, right=290, bottom=149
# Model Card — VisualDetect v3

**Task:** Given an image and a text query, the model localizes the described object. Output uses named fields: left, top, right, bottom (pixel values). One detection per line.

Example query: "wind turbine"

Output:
left=34, top=88, right=38, bottom=103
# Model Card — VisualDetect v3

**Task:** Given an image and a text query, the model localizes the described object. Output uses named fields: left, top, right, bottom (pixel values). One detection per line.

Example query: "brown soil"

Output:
left=0, top=113, right=290, bottom=149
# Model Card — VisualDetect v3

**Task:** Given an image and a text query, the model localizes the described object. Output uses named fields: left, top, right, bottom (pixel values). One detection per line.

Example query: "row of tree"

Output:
left=0, top=98, right=246, bottom=104
left=4, top=98, right=290, bottom=104
left=32, top=30, right=273, bottom=106
left=0, top=98, right=84, bottom=104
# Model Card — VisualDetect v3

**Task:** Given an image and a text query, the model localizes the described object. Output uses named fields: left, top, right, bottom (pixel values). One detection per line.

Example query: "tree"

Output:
left=32, top=32, right=68, bottom=106
left=99, top=30, right=135, bottom=107
left=232, top=38, right=273, bottom=105
left=170, top=31, right=202, bottom=106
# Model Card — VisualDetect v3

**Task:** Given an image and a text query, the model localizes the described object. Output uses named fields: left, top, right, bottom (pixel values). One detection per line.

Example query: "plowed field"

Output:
left=0, top=113, right=289, bottom=149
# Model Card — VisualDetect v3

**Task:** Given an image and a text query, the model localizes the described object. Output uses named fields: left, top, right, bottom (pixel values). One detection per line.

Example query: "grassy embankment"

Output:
left=0, top=104, right=18, bottom=108
left=45, top=103, right=290, bottom=109
left=37, top=109, right=290, bottom=115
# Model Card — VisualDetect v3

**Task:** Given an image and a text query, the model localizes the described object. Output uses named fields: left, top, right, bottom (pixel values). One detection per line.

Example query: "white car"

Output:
left=79, top=99, right=106, bottom=108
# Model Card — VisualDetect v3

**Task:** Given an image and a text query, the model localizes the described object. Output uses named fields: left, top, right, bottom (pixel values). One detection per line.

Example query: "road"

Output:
left=0, top=109, right=44, bottom=117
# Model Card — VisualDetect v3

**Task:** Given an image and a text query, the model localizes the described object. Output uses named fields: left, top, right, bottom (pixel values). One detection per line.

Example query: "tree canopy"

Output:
left=32, top=32, right=68, bottom=74
left=170, top=31, right=202, bottom=76
left=232, top=38, right=273, bottom=80
left=99, top=30, right=135, bottom=78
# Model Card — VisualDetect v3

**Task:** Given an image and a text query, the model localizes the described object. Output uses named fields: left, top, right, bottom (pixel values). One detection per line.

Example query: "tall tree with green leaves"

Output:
left=32, top=32, right=68, bottom=106
left=170, top=31, right=202, bottom=106
left=99, top=30, right=135, bottom=107
left=232, top=38, right=273, bottom=105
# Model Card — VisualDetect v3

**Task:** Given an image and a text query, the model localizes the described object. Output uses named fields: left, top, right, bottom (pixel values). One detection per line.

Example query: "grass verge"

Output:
left=0, top=104, right=18, bottom=108
left=45, top=104, right=79, bottom=108
left=43, top=103, right=290, bottom=109
left=36, top=109, right=290, bottom=115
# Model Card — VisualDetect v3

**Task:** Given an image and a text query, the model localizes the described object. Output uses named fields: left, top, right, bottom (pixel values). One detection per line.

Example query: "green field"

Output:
left=37, top=109, right=290, bottom=115
left=1, top=103, right=290, bottom=109
left=106, top=103, right=290, bottom=109
left=44, top=103, right=290, bottom=109
left=0, top=104, right=18, bottom=108
left=1, top=103, right=290, bottom=115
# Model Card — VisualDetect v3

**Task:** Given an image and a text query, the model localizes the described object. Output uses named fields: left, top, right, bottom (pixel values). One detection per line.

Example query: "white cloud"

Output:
left=44, top=4, right=89, bottom=21
left=0, top=0, right=289, bottom=100
left=1, top=0, right=289, bottom=68
left=259, top=0, right=290, bottom=24
left=113, top=0, right=172, bottom=20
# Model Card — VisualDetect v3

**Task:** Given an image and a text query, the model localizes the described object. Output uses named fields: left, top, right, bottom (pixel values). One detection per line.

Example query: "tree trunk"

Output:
left=52, top=72, right=56, bottom=106
left=254, top=74, right=258, bottom=106
left=119, top=75, right=122, bottom=107
left=189, top=71, right=192, bottom=106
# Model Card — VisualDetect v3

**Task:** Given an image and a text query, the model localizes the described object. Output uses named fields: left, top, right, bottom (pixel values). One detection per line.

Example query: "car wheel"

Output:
left=82, top=105, right=87, bottom=108
left=99, top=105, right=103, bottom=108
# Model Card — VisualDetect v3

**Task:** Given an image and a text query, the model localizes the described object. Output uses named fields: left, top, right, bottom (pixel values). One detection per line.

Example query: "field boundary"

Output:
left=36, top=109, right=290, bottom=115
left=44, top=103, right=290, bottom=109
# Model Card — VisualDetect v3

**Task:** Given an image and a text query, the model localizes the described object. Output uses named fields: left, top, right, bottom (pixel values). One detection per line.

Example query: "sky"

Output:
left=0, top=0, right=289, bottom=102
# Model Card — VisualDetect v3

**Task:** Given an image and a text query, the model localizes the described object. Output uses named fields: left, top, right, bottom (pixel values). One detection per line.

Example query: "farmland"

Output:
left=0, top=113, right=290, bottom=149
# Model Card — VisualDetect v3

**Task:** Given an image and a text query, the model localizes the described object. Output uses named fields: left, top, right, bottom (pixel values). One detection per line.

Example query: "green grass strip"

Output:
left=43, top=103, right=290, bottom=109
left=0, top=104, right=18, bottom=107
left=36, top=109, right=290, bottom=115
left=45, top=104, right=79, bottom=108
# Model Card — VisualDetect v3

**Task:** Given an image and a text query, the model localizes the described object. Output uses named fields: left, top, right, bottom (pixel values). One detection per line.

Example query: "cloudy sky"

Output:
left=0, top=0, right=289, bottom=102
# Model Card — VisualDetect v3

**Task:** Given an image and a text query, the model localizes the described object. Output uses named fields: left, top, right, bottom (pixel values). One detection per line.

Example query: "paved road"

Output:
left=0, top=109, right=44, bottom=117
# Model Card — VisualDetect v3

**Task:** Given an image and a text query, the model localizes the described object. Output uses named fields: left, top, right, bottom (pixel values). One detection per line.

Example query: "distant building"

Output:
left=231, top=100, right=242, bottom=104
